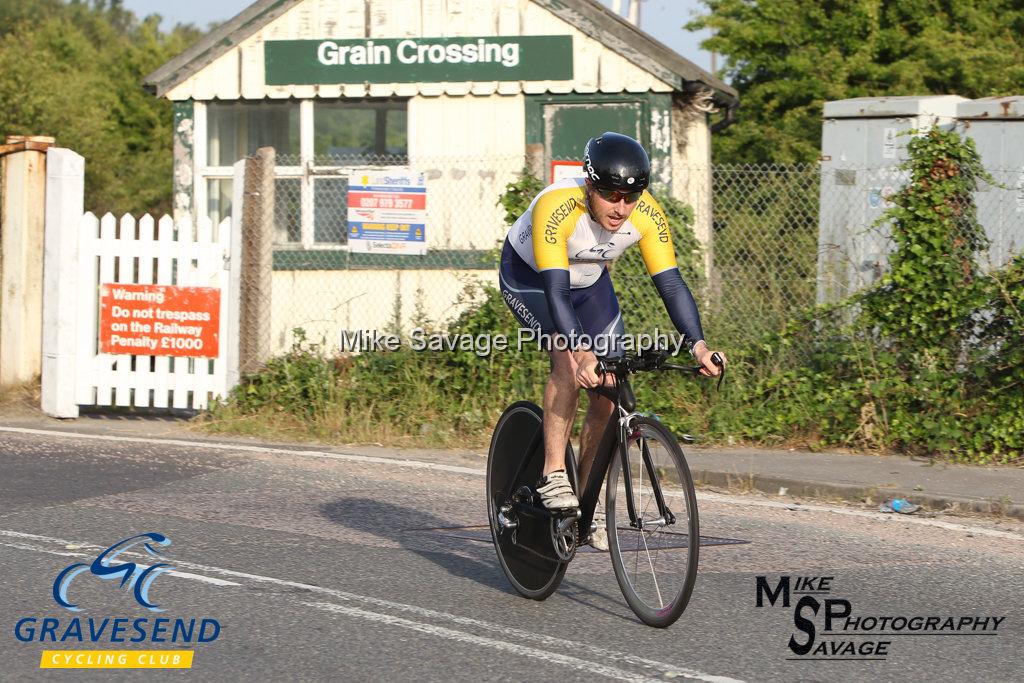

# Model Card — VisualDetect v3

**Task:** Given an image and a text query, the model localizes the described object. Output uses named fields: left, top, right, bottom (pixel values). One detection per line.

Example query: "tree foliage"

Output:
left=688, top=0, right=1024, bottom=163
left=0, top=0, right=203, bottom=215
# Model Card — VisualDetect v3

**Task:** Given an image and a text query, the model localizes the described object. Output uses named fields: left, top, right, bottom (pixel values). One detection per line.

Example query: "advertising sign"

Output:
left=265, top=36, right=573, bottom=85
left=347, top=170, right=427, bottom=255
left=99, top=284, right=220, bottom=357
left=550, top=160, right=584, bottom=183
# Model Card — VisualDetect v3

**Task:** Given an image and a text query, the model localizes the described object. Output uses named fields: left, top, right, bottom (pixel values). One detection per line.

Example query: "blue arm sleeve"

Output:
left=652, top=269, right=705, bottom=350
left=540, top=269, right=587, bottom=347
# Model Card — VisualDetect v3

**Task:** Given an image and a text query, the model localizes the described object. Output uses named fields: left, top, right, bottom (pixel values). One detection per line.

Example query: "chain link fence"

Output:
left=252, top=151, right=521, bottom=357
left=231, top=153, right=1022, bottom=362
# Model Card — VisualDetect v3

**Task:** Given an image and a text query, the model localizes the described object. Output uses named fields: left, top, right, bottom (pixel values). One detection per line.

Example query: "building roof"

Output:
left=143, top=0, right=738, bottom=105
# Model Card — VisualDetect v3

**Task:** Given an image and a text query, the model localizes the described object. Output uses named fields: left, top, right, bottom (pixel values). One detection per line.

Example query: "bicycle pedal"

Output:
left=680, top=433, right=696, bottom=443
left=497, top=505, right=518, bottom=530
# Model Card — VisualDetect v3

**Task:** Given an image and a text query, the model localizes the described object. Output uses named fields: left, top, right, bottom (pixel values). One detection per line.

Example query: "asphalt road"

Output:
left=1, top=427, right=1021, bottom=681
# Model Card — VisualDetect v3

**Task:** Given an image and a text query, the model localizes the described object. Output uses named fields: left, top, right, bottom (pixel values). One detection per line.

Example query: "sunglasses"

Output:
left=593, top=187, right=642, bottom=204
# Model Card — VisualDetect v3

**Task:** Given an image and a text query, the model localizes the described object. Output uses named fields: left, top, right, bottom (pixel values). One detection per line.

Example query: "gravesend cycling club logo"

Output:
left=53, top=533, right=174, bottom=612
left=756, top=574, right=1006, bottom=661
left=13, top=532, right=221, bottom=670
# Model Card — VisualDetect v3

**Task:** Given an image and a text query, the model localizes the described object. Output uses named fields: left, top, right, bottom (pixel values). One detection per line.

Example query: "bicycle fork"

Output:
left=620, top=422, right=676, bottom=529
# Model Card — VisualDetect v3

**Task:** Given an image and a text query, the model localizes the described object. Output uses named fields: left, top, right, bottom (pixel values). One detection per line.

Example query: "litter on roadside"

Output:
left=879, top=498, right=921, bottom=514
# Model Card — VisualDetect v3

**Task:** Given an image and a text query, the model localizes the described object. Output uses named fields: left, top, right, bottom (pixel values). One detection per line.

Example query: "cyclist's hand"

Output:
left=574, top=350, right=604, bottom=388
left=694, top=342, right=726, bottom=377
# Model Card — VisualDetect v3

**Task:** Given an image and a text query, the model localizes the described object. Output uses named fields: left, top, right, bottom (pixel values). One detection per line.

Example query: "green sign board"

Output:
left=264, top=36, right=573, bottom=85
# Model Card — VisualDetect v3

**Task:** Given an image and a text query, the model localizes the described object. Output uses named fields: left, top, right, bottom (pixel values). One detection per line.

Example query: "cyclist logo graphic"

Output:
left=52, top=533, right=175, bottom=613
left=573, top=243, right=617, bottom=260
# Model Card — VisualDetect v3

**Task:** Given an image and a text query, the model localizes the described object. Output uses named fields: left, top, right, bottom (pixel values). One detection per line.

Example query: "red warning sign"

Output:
left=99, top=284, right=220, bottom=357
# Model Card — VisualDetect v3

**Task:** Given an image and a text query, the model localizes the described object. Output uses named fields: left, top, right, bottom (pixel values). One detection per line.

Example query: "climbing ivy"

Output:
left=720, top=127, right=1022, bottom=462
left=863, top=128, right=991, bottom=354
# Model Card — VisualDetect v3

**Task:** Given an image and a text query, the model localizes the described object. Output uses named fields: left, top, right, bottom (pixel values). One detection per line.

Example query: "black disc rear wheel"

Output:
left=487, top=401, right=571, bottom=600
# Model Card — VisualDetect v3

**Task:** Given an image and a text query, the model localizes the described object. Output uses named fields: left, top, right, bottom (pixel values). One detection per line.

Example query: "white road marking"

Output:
left=0, top=426, right=480, bottom=475
left=303, top=602, right=737, bottom=683
left=0, top=529, right=741, bottom=683
left=167, top=570, right=241, bottom=587
left=2, top=425, right=1019, bottom=541
left=0, top=540, right=240, bottom=587
left=0, top=540, right=88, bottom=559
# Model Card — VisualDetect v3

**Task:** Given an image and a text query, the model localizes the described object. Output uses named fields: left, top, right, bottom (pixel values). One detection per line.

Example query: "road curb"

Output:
left=691, top=469, right=1024, bottom=521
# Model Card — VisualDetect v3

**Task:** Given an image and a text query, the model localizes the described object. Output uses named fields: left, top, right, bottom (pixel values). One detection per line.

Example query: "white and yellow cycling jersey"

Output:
left=506, top=178, right=677, bottom=288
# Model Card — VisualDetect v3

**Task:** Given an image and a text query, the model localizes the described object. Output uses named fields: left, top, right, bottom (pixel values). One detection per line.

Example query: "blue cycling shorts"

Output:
left=498, top=239, right=626, bottom=355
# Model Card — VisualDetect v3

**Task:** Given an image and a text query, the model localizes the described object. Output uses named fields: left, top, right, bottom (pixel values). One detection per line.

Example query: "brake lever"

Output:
left=711, top=352, right=725, bottom=391
left=665, top=353, right=726, bottom=390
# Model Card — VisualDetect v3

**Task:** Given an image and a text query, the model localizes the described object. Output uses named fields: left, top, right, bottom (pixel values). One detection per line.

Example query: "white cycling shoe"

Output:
left=536, top=470, right=579, bottom=510
left=590, top=510, right=608, bottom=551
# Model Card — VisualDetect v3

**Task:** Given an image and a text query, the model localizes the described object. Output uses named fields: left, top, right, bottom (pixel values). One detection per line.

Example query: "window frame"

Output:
left=195, top=97, right=410, bottom=251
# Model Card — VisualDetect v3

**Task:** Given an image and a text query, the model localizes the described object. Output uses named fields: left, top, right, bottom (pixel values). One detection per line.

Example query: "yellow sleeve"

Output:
left=633, top=191, right=678, bottom=275
left=531, top=187, right=583, bottom=271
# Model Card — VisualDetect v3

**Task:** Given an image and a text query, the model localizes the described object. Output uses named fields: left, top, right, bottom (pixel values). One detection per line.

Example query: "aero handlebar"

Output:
left=597, top=349, right=726, bottom=390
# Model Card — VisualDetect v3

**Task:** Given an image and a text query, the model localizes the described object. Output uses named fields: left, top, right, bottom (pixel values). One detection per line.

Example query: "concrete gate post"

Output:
left=0, top=135, right=55, bottom=387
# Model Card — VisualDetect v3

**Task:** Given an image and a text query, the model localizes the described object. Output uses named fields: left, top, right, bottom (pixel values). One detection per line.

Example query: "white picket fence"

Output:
left=42, top=148, right=240, bottom=417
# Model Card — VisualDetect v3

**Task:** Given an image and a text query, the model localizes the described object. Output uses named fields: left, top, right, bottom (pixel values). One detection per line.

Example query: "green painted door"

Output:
left=544, top=101, right=645, bottom=162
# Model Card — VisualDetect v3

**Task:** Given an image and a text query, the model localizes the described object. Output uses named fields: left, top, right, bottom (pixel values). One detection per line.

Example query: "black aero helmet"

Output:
left=582, top=132, right=651, bottom=192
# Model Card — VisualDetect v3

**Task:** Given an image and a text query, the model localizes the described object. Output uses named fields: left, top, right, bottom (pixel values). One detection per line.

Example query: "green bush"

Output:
left=226, top=329, right=341, bottom=421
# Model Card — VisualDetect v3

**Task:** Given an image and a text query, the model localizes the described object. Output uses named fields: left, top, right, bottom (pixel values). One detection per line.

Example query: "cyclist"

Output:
left=498, top=132, right=725, bottom=548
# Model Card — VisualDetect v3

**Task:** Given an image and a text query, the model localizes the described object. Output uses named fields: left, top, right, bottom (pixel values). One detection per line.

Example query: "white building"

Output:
left=145, top=0, right=737, bottom=352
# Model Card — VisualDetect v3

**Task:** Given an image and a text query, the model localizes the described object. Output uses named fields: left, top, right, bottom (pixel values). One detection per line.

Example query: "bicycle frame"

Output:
left=500, top=350, right=708, bottom=557
left=576, top=378, right=675, bottom=540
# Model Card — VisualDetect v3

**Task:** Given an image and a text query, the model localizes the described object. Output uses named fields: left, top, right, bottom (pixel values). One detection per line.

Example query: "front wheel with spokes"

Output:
left=606, top=417, right=699, bottom=627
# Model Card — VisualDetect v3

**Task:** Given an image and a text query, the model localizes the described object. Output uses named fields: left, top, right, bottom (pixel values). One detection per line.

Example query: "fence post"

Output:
left=1, top=135, right=55, bottom=387
left=41, top=148, right=84, bottom=418
left=238, top=147, right=274, bottom=376
left=225, top=159, right=245, bottom=391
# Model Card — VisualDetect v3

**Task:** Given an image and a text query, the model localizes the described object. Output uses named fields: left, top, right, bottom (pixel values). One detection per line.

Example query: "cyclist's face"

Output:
left=586, top=180, right=640, bottom=231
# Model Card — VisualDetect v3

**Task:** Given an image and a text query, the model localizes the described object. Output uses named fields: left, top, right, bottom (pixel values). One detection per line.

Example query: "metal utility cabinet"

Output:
left=957, top=96, right=1024, bottom=271
left=817, top=96, right=965, bottom=303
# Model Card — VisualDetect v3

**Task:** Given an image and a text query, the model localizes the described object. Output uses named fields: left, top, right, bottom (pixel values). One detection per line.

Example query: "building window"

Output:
left=313, top=178, right=349, bottom=243
left=275, top=178, right=302, bottom=243
left=206, top=178, right=233, bottom=227
left=314, top=100, right=407, bottom=165
left=197, top=98, right=408, bottom=248
left=206, top=101, right=300, bottom=166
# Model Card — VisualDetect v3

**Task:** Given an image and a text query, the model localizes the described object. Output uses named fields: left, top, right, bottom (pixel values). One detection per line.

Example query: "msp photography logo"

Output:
left=756, top=575, right=1006, bottom=661
left=13, top=532, right=221, bottom=670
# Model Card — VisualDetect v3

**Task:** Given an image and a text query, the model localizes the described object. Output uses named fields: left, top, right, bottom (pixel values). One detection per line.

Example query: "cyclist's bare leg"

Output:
left=542, top=349, right=579, bottom=476
left=577, top=391, right=615, bottom=492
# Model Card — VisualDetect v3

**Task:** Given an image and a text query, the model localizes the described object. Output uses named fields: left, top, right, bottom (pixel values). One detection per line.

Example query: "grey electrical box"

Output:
left=956, top=96, right=1024, bottom=271
left=817, top=96, right=966, bottom=303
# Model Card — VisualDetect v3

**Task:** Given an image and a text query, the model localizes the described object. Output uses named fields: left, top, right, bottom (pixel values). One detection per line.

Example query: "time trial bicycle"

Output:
left=486, top=348, right=723, bottom=628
